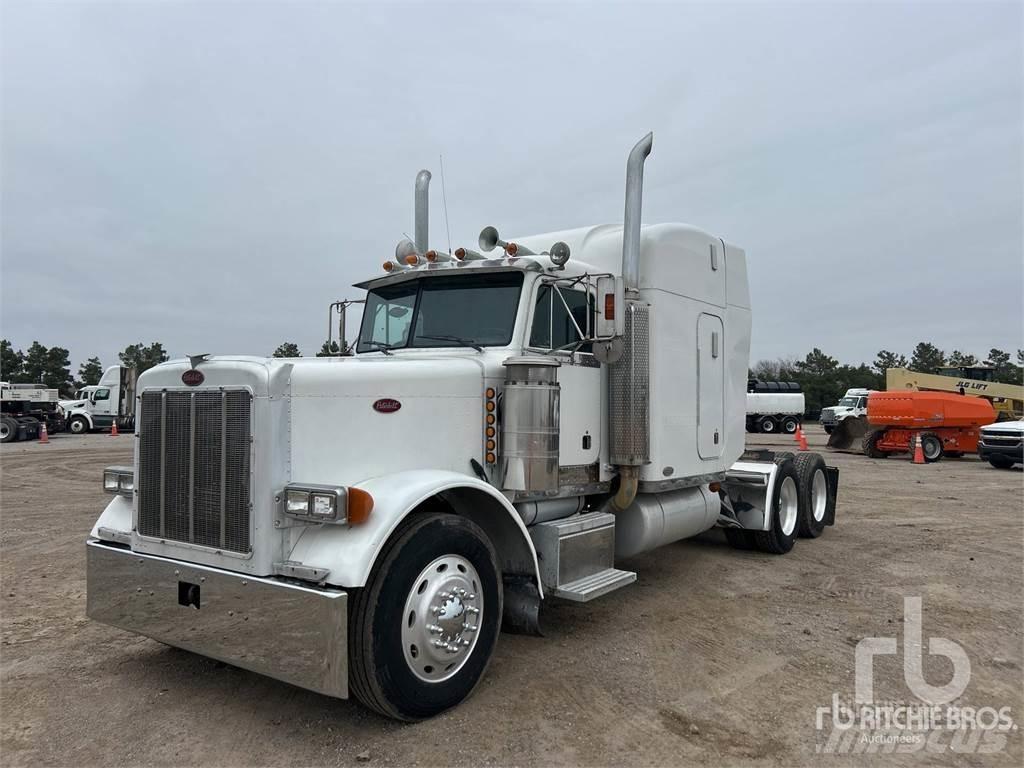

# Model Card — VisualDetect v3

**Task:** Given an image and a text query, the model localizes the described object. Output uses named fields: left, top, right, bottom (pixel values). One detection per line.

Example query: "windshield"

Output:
left=357, top=273, right=524, bottom=353
left=838, top=397, right=859, bottom=407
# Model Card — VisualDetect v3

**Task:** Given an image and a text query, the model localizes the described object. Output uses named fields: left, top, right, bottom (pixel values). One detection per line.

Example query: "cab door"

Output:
left=697, top=313, right=724, bottom=459
left=527, top=282, right=601, bottom=468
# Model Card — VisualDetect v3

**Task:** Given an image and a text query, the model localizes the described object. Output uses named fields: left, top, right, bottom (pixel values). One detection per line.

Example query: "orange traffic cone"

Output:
left=912, top=434, right=925, bottom=464
left=38, top=422, right=49, bottom=444
left=798, top=426, right=809, bottom=451
left=110, top=421, right=119, bottom=437
left=793, top=425, right=801, bottom=444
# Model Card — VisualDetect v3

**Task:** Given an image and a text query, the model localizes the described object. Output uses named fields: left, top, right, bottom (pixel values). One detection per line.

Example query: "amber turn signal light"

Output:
left=347, top=487, right=374, bottom=525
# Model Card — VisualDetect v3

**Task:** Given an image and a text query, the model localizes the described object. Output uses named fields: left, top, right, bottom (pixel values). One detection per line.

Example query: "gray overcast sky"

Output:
left=2, top=1, right=1021, bottom=372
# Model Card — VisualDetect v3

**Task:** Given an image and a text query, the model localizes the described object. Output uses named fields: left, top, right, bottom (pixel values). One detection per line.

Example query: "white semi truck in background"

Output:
left=61, top=365, right=136, bottom=434
left=86, top=134, right=840, bottom=720
left=745, top=379, right=804, bottom=434
left=820, top=387, right=874, bottom=434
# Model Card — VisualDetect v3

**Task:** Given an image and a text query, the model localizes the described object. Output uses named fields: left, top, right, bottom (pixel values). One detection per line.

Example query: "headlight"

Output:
left=281, top=484, right=374, bottom=525
left=103, top=466, right=134, bottom=497
left=284, top=485, right=343, bottom=521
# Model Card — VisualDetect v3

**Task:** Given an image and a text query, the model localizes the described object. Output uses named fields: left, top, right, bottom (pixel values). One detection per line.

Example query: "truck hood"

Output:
left=980, top=419, right=1024, bottom=435
left=138, top=353, right=498, bottom=487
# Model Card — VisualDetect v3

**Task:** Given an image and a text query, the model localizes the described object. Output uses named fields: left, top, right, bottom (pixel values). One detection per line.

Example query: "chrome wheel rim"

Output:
left=779, top=476, right=798, bottom=536
left=763, top=421, right=775, bottom=433
left=0, top=424, right=9, bottom=440
left=401, top=554, right=483, bottom=684
left=70, top=419, right=85, bottom=434
left=811, top=469, right=827, bottom=522
left=923, top=439, right=941, bottom=460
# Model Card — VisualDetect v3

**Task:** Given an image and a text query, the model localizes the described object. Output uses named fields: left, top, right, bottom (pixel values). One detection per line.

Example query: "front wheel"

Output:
left=822, top=424, right=834, bottom=435
left=919, top=432, right=943, bottom=463
left=68, top=415, right=89, bottom=434
left=349, top=513, right=502, bottom=720
left=988, top=455, right=1015, bottom=469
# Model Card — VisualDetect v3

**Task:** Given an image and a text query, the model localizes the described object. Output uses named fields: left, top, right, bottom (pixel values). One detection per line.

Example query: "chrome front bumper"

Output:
left=86, top=540, right=348, bottom=698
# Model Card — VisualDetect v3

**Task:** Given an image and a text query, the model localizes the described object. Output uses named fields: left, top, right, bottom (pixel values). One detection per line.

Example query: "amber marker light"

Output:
left=347, top=488, right=374, bottom=525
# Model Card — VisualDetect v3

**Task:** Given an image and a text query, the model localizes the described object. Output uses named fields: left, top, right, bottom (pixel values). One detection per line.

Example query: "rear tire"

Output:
left=988, top=455, right=1014, bottom=469
left=348, top=513, right=502, bottom=721
left=758, top=416, right=778, bottom=434
left=0, top=417, right=17, bottom=443
left=794, top=453, right=829, bottom=538
left=862, top=430, right=887, bottom=458
left=753, top=460, right=800, bottom=555
left=920, top=432, right=943, bottom=463
left=781, top=416, right=799, bottom=434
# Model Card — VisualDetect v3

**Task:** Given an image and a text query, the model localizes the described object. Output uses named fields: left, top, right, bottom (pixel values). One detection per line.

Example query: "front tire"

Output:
left=822, top=424, right=834, bottom=435
left=753, top=460, right=800, bottom=554
left=862, top=429, right=887, bottom=458
left=68, top=415, right=89, bottom=435
left=349, top=513, right=502, bottom=720
left=919, top=432, right=943, bottom=463
left=988, top=455, right=1015, bottom=469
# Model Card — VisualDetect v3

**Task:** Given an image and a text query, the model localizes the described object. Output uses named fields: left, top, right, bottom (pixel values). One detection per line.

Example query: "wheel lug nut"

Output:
left=462, top=623, right=477, bottom=632
left=461, top=639, right=471, bottom=647
left=466, top=606, right=480, bottom=614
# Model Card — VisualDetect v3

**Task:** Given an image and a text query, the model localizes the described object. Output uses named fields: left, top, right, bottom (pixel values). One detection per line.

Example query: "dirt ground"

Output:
left=1, top=426, right=1021, bottom=767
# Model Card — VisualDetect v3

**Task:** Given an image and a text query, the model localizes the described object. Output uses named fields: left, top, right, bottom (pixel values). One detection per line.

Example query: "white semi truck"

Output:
left=86, top=134, right=840, bottom=720
left=62, top=365, right=137, bottom=434
left=745, top=379, right=805, bottom=434
left=820, top=387, right=874, bottom=434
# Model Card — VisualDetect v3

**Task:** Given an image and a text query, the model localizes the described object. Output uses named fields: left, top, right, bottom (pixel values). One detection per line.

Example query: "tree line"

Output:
left=752, top=343, right=1024, bottom=416
left=1, top=340, right=169, bottom=396
left=5, top=336, right=1021, bottom=410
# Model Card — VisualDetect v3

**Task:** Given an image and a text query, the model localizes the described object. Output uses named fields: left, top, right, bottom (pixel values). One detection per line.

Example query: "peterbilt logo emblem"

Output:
left=181, top=369, right=205, bottom=387
left=372, top=398, right=402, bottom=414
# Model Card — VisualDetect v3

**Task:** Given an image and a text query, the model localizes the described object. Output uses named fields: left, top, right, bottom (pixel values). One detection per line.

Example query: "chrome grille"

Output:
left=138, top=389, right=252, bottom=553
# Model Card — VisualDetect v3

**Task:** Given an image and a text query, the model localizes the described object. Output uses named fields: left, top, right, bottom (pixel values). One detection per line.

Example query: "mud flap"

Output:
left=826, top=416, right=868, bottom=450
left=824, top=465, right=839, bottom=526
left=502, top=575, right=542, bottom=636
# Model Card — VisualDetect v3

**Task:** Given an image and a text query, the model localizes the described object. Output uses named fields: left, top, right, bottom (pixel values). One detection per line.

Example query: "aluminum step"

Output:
left=550, top=567, right=637, bottom=602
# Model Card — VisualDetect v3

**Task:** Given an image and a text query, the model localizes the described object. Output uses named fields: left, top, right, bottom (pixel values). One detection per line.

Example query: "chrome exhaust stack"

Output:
left=607, top=132, right=654, bottom=512
left=621, top=132, right=653, bottom=298
left=414, top=170, right=431, bottom=255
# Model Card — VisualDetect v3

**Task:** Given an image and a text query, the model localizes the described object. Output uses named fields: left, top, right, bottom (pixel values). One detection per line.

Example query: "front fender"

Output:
left=90, top=494, right=132, bottom=541
left=286, top=470, right=542, bottom=594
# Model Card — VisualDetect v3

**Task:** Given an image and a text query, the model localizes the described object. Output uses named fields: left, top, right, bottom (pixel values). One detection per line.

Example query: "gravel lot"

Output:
left=1, top=426, right=1021, bottom=766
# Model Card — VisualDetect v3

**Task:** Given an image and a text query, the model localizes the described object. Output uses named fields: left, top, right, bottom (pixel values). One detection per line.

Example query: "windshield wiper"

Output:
left=362, top=341, right=396, bottom=356
left=416, top=334, right=484, bottom=352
